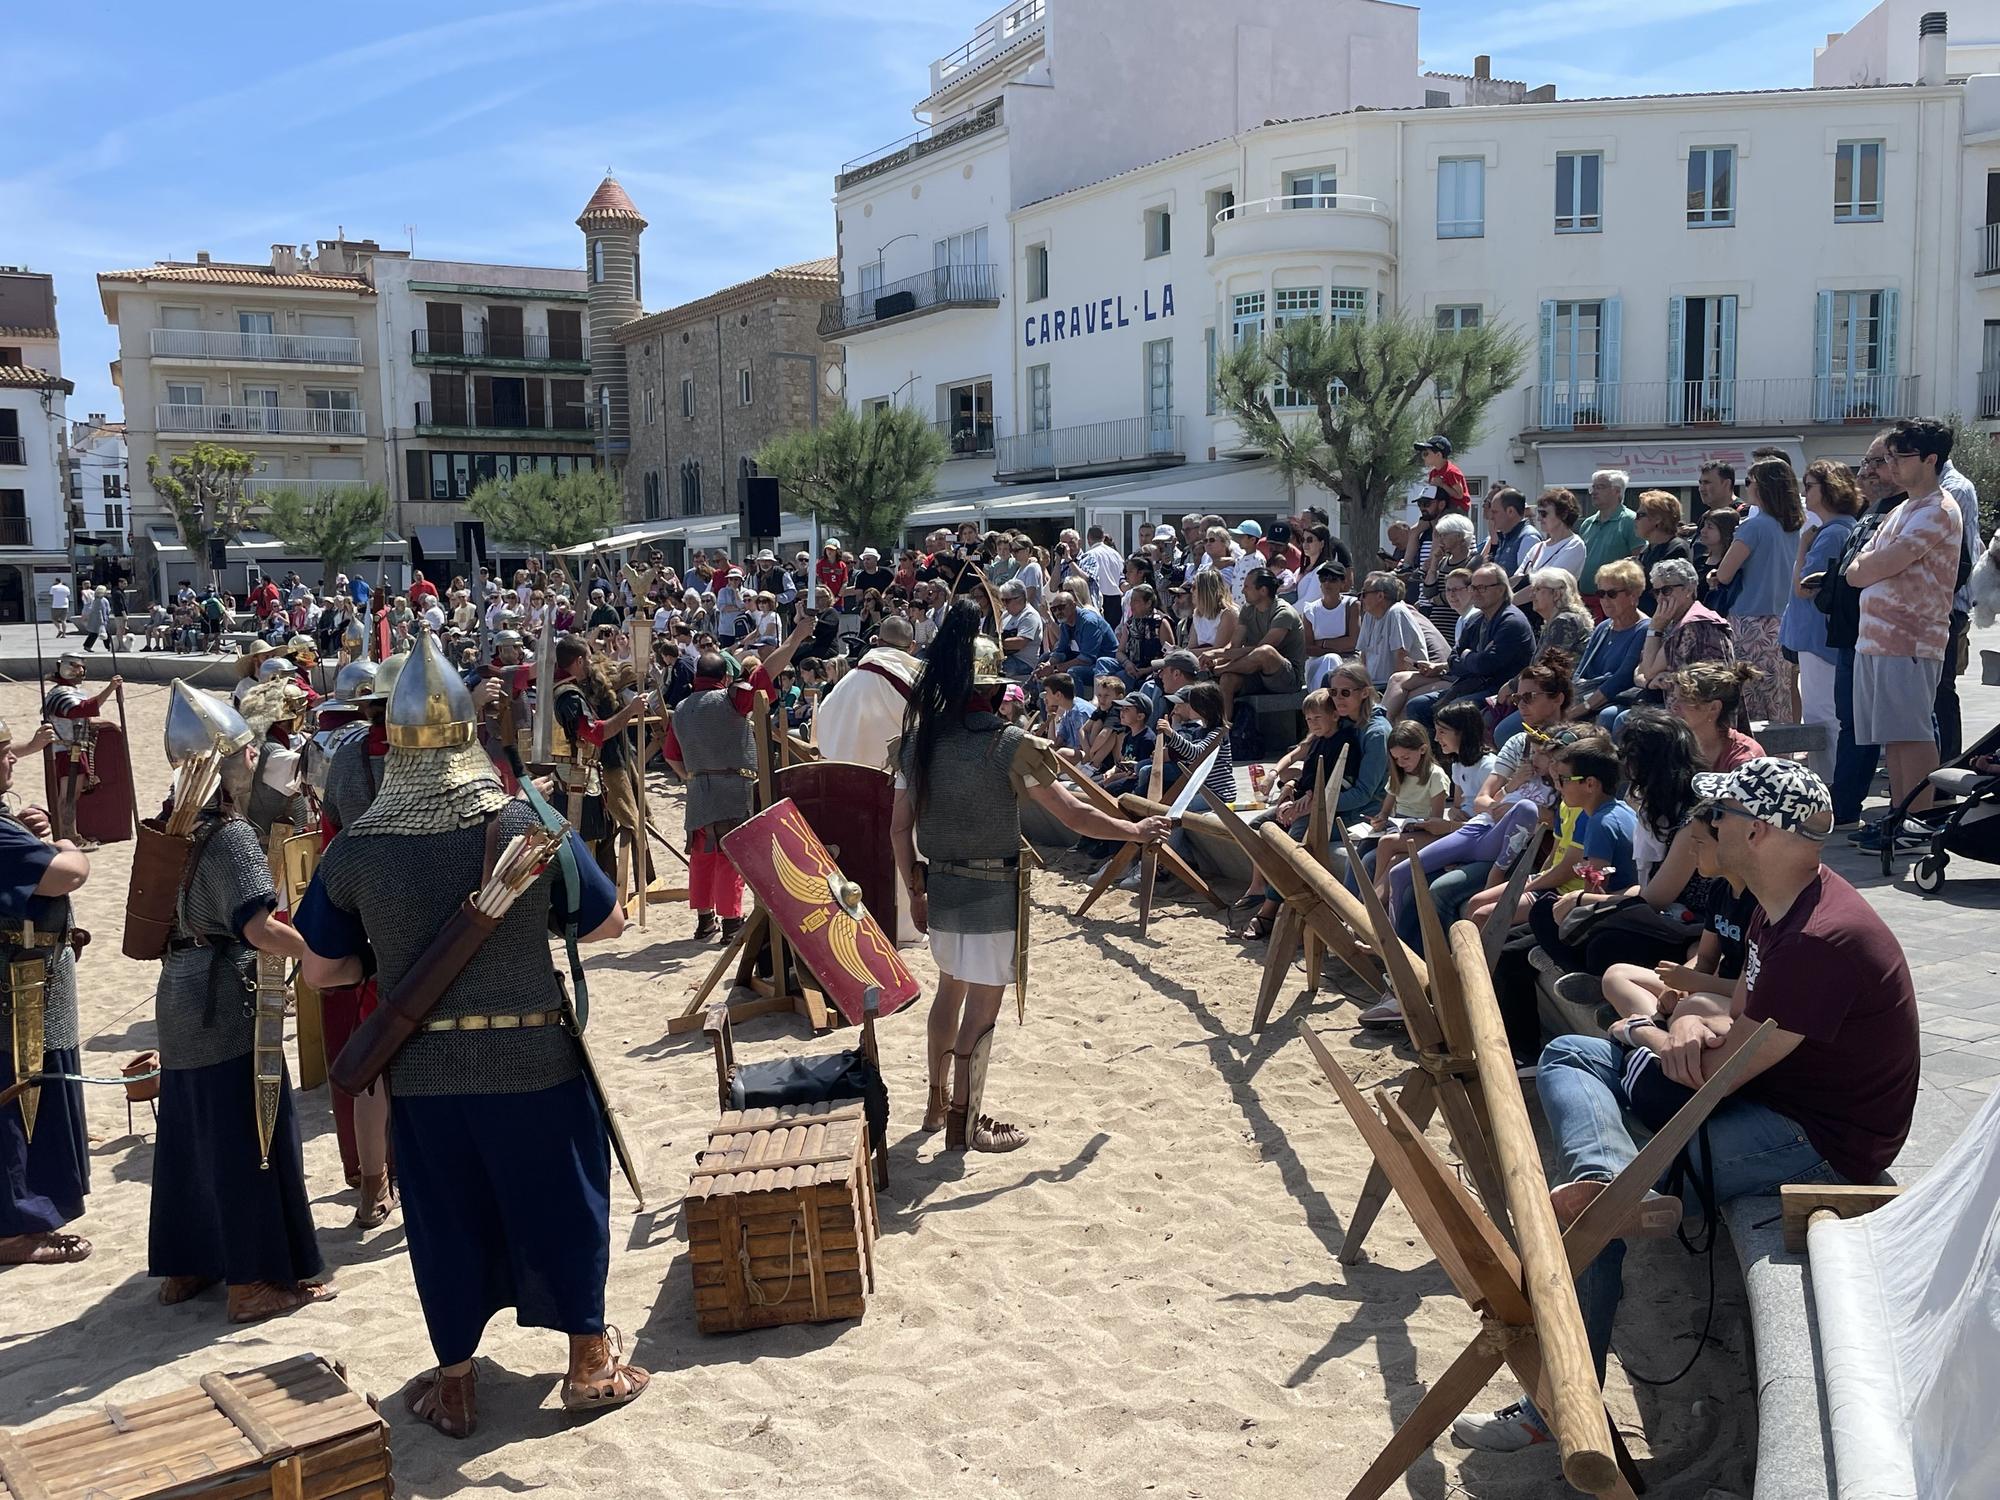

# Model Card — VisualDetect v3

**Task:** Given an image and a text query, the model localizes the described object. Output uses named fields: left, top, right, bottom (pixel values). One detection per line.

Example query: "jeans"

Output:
left=1406, top=686, right=1465, bottom=730
left=1067, top=655, right=1123, bottom=695
left=1492, top=709, right=1524, bottom=745
left=1527, top=1035, right=1837, bottom=1398
left=1394, top=860, right=1492, bottom=952
left=1831, top=646, right=1880, bottom=825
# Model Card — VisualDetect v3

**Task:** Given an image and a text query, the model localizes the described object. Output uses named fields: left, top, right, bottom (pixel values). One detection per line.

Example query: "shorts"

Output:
left=929, top=926, right=1014, bottom=987
left=1853, top=651, right=1942, bottom=746
left=1256, top=661, right=1300, bottom=694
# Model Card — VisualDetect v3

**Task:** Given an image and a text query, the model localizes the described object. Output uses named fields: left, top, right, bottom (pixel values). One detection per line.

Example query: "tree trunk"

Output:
left=1342, top=488, right=1397, bottom=565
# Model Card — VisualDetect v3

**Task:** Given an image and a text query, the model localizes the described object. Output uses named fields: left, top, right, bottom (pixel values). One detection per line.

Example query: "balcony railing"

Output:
left=1981, top=368, right=2000, bottom=421
left=820, top=263, right=1002, bottom=336
left=1216, top=192, right=1390, bottom=223
left=838, top=99, right=1005, bottom=190
left=412, top=329, right=587, bottom=363
left=1521, top=376, right=1921, bottom=432
left=156, top=403, right=366, bottom=437
left=150, top=327, right=361, bottom=364
left=0, top=437, right=23, bottom=466
left=243, top=476, right=377, bottom=499
left=416, top=400, right=589, bottom=433
left=930, top=0, right=1044, bottom=94
left=996, top=415, right=1185, bottom=479
left=935, top=417, right=996, bottom=458
left=1978, top=223, right=2000, bottom=276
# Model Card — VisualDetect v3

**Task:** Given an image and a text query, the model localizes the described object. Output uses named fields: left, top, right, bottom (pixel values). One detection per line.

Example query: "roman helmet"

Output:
left=349, top=630, right=507, bottom=837
left=493, top=629, right=524, bottom=663
left=971, top=633, right=1006, bottom=689
left=164, top=679, right=256, bottom=768
left=287, top=634, right=319, bottom=667
left=348, top=652, right=408, bottom=706
left=340, top=616, right=367, bottom=660
left=326, top=658, right=377, bottom=710
left=257, top=656, right=296, bottom=683
left=54, top=651, right=86, bottom=683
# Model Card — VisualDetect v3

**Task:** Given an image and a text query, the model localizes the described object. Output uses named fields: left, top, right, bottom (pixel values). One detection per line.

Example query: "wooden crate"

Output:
left=685, top=1099, right=878, bottom=1334
left=0, top=1354, right=390, bottom=1500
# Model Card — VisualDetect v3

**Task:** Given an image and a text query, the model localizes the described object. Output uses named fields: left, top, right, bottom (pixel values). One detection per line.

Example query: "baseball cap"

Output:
left=1166, top=685, right=1200, bottom=706
left=1316, top=559, right=1350, bottom=580
left=1416, top=435, right=1453, bottom=457
left=826, top=536, right=843, bottom=550
left=1153, top=524, right=1177, bottom=541
left=1116, top=692, right=1153, bottom=714
left=1161, top=648, right=1201, bottom=676
left=1232, top=519, right=1264, bottom=539
left=1692, top=759, right=1833, bottom=839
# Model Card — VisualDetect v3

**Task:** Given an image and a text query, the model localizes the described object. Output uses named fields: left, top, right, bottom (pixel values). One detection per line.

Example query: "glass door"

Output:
left=1145, top=339, right=1174, bottom=453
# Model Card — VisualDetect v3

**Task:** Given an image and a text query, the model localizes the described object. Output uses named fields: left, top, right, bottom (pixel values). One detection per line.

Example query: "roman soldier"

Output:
left=659, top=613, right=816, bottom=940
left=238, top=680, right=313, bottom=839
left=284, top=635, right=324, bottom=707
left=0, top=715, right=94, bottom=1267
left=296, top=630, right=647, bottom=1439
left=468, top=628, right=534, bottom=791
left=147, top=681, right=330, bottom=1321
left=550, top=639, right=654, bottom=884
left=892, top=601, right=1166, bottom=1153
left=41, top=652, right=120, bottom=850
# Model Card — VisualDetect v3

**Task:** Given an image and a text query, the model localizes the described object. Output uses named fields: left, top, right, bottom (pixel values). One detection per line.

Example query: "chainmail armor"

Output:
left=154, top=814, right=277, bottom=1070
left=322, top=731, right=382, bottom=832
left=899, top=713, right=1027, bottom=934
left=675, top=686, right=756, bottom=836
left=41, top=946, right=79, bottom=1051
left=312, top=798, right=580, bottom=1096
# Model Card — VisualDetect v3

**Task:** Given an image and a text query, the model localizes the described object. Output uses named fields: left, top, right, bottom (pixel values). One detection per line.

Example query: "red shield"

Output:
left=720, top=798, right=920, bottom=1024
left=772, top=761, right=900, bottom=946
left=43, top=720, right=135, bottom=845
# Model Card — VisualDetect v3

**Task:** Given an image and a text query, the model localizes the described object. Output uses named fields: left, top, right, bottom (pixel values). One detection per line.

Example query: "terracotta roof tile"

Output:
left=614, top=256, right=839, bottom=339
left=0, top=364, right=75, bottom=393
left=97, top=264, right=372, bottom=294
left=577, top=174, right=647, bottom=227
left=775, top=256, right=839, bottom=278
left=0, top=326, right=57, bottom=340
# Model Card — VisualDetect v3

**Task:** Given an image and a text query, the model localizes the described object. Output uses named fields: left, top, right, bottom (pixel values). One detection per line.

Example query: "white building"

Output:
left=826, top=0, right=2000, bottom=551
left=369, top=254, right=598, bottom=582
left=66, top=412, right=131, bottom=587
left=0, top=268, right=76, bottom=621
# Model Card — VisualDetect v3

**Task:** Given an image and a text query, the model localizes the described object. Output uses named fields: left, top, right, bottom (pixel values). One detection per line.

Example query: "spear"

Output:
left=103, top=611, right=140, bottom=839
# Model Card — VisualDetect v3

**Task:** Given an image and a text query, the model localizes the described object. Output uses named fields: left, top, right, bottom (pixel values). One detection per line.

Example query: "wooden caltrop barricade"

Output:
left=1064, top=765, right=1225, bottom=924
left=1298, top=907, right=1776, bottom=1500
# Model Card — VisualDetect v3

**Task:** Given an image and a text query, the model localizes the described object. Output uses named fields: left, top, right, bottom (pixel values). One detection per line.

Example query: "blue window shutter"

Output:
left=1666, top=296, right=1686, bottom=424
left=1878, top=287, right=1900, bottom=414
left=1813, top=290, right=1835, bottom=421
left=1601, top=298, right=1623, bottom=424
left=1538, top=300, right=1557, bottom=427
left=1717, top=295, right=1738, bottom=419
left=1470, top=161, right=1485, bottom=235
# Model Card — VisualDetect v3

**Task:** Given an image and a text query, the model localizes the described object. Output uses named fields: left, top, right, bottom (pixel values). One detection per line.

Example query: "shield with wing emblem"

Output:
left=720, top=798, right=921, bottom=1025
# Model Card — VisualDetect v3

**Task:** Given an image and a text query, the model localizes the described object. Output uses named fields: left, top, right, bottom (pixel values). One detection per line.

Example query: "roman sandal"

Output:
left=406, top=1364, right=478, bottom=1439
left=562, top=1326, right=651, bottom=1413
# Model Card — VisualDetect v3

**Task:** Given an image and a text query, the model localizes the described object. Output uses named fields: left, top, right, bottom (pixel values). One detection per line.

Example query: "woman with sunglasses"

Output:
left=1510, top=488, right=1585, bottom=604
left=1630, top=556, right=1733, bottom=711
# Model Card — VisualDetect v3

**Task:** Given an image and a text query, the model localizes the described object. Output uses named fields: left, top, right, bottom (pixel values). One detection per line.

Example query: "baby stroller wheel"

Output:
left=1914, top=853, right=1948, bottom=894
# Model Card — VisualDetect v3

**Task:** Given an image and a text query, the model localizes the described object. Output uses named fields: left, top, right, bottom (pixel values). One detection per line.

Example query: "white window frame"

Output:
left=1436, top=158, right=1484, bottom=239
left=1283, top=169, right=1338, bottom=209
left=858, top=260, right=884, bottom=297
left=1687, top=147, right=1735, bottom=228
left=1027, top=364, right=1052, bottom=433
left=934, top=226, right=990, bottom=270
left=165, top=381, right=205, bottom=407
left=1555, top=151, right=1602, bottom=233
left=1271, top=288, right=1321, bottom=408
left=1231, top=291, right=1265, bottom=349
left=1144, top=206, right=1171, bottom=259
left=1834, top=140, right=1883, bottom=223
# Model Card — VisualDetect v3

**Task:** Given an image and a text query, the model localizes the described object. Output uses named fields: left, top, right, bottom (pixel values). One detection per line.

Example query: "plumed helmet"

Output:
left=165, top=679, right=256, bottom=767
left=240, top=679, right=309, bottom=740
left=327, top=658, right=375, bottom=708
left=971, top=633, right=1006, bottom=688
left=385, top=629, right=474, bottom=749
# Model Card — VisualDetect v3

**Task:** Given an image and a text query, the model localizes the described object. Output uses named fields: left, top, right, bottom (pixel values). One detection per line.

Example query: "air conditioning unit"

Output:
left=874, top=290, right=917, bottom=321
left=215, top=410, right=235, bottom=428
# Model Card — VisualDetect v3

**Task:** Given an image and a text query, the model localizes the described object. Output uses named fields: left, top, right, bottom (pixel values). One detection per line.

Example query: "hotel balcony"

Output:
left=995, top=415, right=1184, bottom=482
left=1211, top=195, right=1396, bottom=268
left=837, top=99, right=1005, bottom=191
left=1520, top=376, right=1922, bottom=433
left=149, top=328, right=362, bottom=368
left=156, top=403, right=367, bottom=440
left=415, top=399, right=592, bottom=441
left=934, top=416, right=996, bottom=459
left=819, top=263, right=1002, bottom=337
left=1977, top=222, right=2000, bottom=277
left=928, top=0, right=1045, bottom=100
left=411, top=329, right=589, bottom=369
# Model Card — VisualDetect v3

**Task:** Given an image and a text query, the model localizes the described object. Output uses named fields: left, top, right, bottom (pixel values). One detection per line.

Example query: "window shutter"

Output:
left=1538, top=300, right=1558, bottom=427
left=1878, top=288, right=1900, bottom=414
left=1717, top=296, right=1739, bottom=419
left=1601, top=298, right=1623, bottom=424
left=527, top=379, right=545, bottom=429
left=1666, top=296, right=1686, bottom=424
left=1813, top=290, right=1835, bottom=421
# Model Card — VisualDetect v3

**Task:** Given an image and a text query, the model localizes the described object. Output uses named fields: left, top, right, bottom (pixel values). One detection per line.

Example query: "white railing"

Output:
left=930, top=0, right=1045, bottom=92
left=156, top=403, right=367, bottom=437
left=995, top=415, right=1184, bottom=477
left=1981, top=368, right=2000, bottom=421
left=1522, top=375, right=1921, bottom=431
left=243, top=476, right=376, bottom=498
left=150, top=327, right=362, bottom=364
left=1215, top=193, right=1390, bottom=226
left=1978, top=223, right=2000, bottom=277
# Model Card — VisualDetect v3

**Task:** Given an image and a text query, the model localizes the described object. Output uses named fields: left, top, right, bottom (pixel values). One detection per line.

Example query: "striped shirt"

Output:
left=1161, top=721, right=1237, bottom=809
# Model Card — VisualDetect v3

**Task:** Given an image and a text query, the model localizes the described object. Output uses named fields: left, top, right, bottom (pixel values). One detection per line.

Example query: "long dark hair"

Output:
left=1614, top=706, right=1699, bottom=839
left=902, top=598, right=991, bottom=817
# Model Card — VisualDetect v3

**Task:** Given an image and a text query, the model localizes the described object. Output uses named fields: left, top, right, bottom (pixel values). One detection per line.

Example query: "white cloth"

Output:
left=814, top=648, right=921, bottom=772
left=1810, top=1082, right=2000, bottom=1500
left=928, top=926, right=1013, bottom=987
left=48, top=581, right=68, bottom=611
left=1523, top=532, right=1587, bottom=579
left=1081, top=542, right=1126, bottom=606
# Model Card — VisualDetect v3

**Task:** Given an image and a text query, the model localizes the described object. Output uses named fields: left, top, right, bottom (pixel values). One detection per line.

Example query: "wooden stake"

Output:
left=1135, top=732, right=1167, bottom=938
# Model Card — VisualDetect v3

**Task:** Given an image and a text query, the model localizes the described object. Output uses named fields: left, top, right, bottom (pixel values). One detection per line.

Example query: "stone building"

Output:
left=577, top=175, right=645, bottom=479
left=613, top=257, right=839, bottom=557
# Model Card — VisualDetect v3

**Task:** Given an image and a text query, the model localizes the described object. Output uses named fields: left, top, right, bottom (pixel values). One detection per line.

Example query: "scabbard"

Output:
left=329, top=900, right=499, bottom=1095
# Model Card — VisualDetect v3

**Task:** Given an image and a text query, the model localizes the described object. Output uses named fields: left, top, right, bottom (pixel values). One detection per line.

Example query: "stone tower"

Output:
left=577, top=173, right=646, bottom=474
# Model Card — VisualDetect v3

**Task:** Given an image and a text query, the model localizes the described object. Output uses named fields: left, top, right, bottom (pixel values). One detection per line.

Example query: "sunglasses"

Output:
left=1598, top=587, right=1629, bottom=598
left=1515, top=688, right=1548, bottom=702
left=1694, top=802, right=1760, bottom=830
left=1330, top=685, right=1362, bottom=699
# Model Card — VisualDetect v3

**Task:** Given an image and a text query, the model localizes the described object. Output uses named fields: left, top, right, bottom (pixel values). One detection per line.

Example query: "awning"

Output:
left=411, top=525, right=457, bottom=559
left=548, top=525, right=681, bottom=557
left=1532, top=437, right=1807, bottom=488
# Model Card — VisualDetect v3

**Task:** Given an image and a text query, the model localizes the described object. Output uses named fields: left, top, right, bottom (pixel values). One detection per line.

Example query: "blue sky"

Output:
left=4, top=0, right=1871, bottom=423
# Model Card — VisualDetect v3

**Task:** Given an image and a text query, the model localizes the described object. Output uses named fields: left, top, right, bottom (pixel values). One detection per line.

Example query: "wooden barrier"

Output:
left=1062, top=767, right=1223, bottom=920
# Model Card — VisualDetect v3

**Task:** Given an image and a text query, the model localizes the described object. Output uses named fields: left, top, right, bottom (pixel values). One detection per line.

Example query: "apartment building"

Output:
left=825, top=0, right=2000, bottom=549
left=617, top=258, right=840, bottom=557
left=0, top=268, right=75, bottom=621
left=99, top=237, right=400, bottom=597
left=66, top=412, right=131, bottom=588
left=371, top=253, right=598, bottom=579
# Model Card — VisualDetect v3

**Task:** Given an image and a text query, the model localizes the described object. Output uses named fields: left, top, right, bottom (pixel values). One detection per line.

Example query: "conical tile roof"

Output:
left=577, top=173, right=647, bottom=229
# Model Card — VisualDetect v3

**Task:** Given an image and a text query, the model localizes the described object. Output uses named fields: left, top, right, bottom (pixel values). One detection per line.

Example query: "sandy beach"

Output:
left=0, top=672, right=1754, bottom=1499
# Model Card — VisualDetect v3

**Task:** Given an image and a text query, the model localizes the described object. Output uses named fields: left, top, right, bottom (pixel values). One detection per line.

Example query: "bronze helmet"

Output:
left=385, top=628, right=474, bottom=750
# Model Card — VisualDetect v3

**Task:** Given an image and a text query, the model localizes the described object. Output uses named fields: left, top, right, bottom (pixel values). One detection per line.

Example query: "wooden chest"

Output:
left=0, top=1354, right=390, bottom=1500
left=685, top=1099, right=879, bottom=1334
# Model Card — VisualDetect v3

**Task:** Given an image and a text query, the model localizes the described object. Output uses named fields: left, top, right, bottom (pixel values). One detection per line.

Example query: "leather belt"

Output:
left=932, top=857, right=1020, bottom=883
left=421, top=1008, right=564, bottom=1034
left=691, top=768, right=757, bottom=781
left=0, top=925, right=68, bottom=951
left=165, top=935, right=211, bottom=953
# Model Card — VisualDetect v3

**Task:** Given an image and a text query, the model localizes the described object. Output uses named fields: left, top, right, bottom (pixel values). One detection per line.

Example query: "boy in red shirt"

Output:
left=814, top=539, right=849, bottom=606
left=1415, top=435, right=1470, bottom=513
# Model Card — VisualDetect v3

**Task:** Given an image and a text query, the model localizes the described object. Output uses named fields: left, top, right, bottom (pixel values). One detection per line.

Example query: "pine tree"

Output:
left=260, top=483, right=389, bottom=585
left=755, top=404, right=949, bottom=549
left=467, top=467, right=623, bottom=553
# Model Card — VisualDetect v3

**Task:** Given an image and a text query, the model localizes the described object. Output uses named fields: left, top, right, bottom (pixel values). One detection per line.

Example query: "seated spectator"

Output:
left=1301, top=562, right=1361, bottom=690
left=1667, top=661, right=1765, bottom=770
left=1357, top=572, right=1449, bottom=693
left=1212, top=567, right=1308, bottom=723
left=1114, top=583, right=1174, bottom=688
left=1355, top=719, right=1450, bottom=842
left=1036, top=590, right=1121, bottom=695
left=1369, top=700, right=1493, bottom=903
left=1042, top=675, right=1091, bottom=760
left=1188, top=567, right=1240, bottom=661
left=1118, top=681, right=1235, bottom=892
left=1098, top=693, right=1158, bottom=798
left=1466, top=733, right=1631, bottom=946
left=1401, top=565, right=1536, bottom=729
left=1488, top=568, right=1596, bottom=739
left=1456, top=760, right=1918, bottom=1456
left=1629, top=557, right=1734, bottom=714
left=997, top=579, right=1044, bottom=680
left=1141, top=649, right=1203, bottom=752
left=1511, top=489, right=1586, bottom=600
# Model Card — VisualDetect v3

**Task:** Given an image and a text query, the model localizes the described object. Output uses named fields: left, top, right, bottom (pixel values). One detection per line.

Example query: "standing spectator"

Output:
left=1416, top=512, right=1474, bottom=626
left=1780, top=461, right=1863, bottom=781
left=407, top=569, right=438, bottom=611
left=1481, top=487, right=1540, bottom=578
left=1402, top=565, right=1535, bottom=729
left=1847, top=418, right=1964, bottom=852
left=586, top=589, right=620, bottom=630
left=250, top=572, right=282, bottom=628
left=814, top=539, right=849, bottom=606
left=1711, top=457, right=1804, bottom=725
left=1414, top=435, right=1470, bottom=511
left=1632, top=490, right=1693, bottom=614
left=1511, top=489, right=1585, bottom=599
left=850, top=546, right=893, bottom=601
left=1574, top=469, right=1639, bottom=616
left=47, top=576, right=70, bottom=635
left=1696, top=458, right=1737, bottom=519
left=105, top=577, right=129, bottom=652
left=1080, top=526, right=1127, bottom=623
left=1935, top=450, right=1985, bottom=760
left=1009, top=538, right=1046, bottom=609
left=1227, top=521, right=1267, bottom=599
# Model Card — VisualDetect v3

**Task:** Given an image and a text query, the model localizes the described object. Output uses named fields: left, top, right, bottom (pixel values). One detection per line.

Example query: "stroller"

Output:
left=1906, top=719, right=2000, bottom=893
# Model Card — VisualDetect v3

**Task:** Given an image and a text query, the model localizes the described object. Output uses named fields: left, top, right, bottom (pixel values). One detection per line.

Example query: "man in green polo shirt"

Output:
left=1575, top=467, right=1640, bottom=616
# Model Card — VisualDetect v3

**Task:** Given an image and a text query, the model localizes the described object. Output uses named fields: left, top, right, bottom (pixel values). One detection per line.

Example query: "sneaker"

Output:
left=1357, top=991, right=1405, bottom=1029
left=1515, top=1060, right=1539, bottom=1082
left=1115, top=867, right=1142, bottom=892
left=1452, top=1402, right=1552, bottom=1453
left=1829, top=819, right=1863, bottom=834
left=1847, top=816, right=1891, bottom=846
left=1851, top=821, right=1930, bottom=855
left=1552, top=971, right=1603, bottom=1010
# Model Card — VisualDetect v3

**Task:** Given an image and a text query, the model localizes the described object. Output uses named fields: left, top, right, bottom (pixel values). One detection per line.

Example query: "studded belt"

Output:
left=0, top=924, right=67, bottom=951
left=420, top=1008, right=564, bottom=1034
left=930, top=857, right=1020, bottom=883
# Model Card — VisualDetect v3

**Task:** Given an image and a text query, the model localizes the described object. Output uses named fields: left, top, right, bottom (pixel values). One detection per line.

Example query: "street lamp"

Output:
left=874, top=231, right=919, bottom=271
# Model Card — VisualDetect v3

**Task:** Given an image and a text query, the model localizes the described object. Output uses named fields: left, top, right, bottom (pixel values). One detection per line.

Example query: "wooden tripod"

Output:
left=1064, top=766, right=1224, bottom=922
left=1300, top=911, right=1777, bottom=1499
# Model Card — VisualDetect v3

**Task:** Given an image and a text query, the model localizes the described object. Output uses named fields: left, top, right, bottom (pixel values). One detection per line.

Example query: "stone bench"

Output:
left=1239, top=690, right=1307, bottom=755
